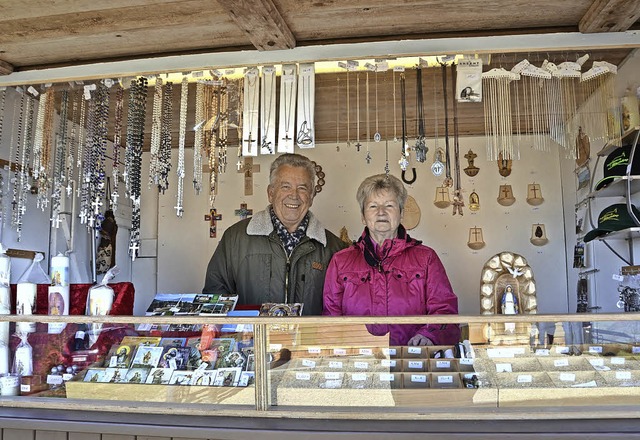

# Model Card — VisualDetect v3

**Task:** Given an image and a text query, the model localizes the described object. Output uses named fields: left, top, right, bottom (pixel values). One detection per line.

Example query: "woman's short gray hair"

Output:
left=356, top=174, right=407, bottom=214
left=269, top=153, right=317, bottom=192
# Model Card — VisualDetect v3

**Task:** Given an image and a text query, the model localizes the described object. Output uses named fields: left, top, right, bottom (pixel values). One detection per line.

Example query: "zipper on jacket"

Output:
left=284, top=251, right=291, bottom=304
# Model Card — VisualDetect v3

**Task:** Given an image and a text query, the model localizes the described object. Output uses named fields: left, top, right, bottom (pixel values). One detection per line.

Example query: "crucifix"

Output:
left=244, top=132, right=256, bottom=153
left=50, top=216, right=62, bottom=228
left=91, top=197, right=103, bottom=214
left=204, top=208, right=222, bottom=238
left=129, top=242, right=140, bottom=261
left=237, top=157, right=260, bottom=196
left=234, top=203, right=253, bottom=220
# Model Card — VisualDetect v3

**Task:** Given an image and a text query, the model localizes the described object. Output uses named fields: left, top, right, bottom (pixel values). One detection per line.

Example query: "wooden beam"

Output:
left=216, top=0, right=295, bottom=51
left=0, top=59, right=14, bottom=76
left=579, top=0, right=640, bottom=33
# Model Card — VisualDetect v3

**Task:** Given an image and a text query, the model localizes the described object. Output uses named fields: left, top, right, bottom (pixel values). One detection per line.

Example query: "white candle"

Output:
left=0, top=303, right=9, bottom=345
left=50, top=254, right=69, bottom=287
left=0, top=286, right=10, bottom=310
left=0, top=374, right=20, bottom=396
left=88, top=286, right=113, bottom=316
left=14, top=344, right=33, bottom=376
left=16, top=283, right=37, bottom=334
left=0, top=252, right=10, bottom=286
left=48, top=285, right=70, bottom=334
left=0, top=343, right=9, bottom=375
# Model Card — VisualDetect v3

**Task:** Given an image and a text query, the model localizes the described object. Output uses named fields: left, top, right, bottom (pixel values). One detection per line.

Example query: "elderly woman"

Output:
left=323, top=174, right=460, bottom=346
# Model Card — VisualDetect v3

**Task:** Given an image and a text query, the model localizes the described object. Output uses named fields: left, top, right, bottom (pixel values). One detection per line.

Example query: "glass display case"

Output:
left=1, top=312, right=640, bottom=418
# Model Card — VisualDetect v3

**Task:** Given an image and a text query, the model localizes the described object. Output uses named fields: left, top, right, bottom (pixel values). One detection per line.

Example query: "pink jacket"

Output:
left=323, top=228, right=460, bottom=346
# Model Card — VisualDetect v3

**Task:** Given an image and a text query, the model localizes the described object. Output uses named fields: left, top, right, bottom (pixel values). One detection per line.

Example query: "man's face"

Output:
left=268, top=164, right=314, bottom=232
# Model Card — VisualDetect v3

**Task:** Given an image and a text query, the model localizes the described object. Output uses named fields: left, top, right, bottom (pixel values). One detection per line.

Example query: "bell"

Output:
left=467, top=227, right=485, bottom=250
left=469, top=191, right=480, bottom=212
left=530, top=223, right=549, bottom=246
left=526, top=183, right=544, bottom=206
left=497, top=184, right=516, bottom=206
left=434, top=186, right=451, bottom=209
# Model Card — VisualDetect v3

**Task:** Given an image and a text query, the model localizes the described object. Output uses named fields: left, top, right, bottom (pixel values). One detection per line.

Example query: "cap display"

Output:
left=595, top=145, right=640, bottom=191
left=584, top=203, right=640, bottom=242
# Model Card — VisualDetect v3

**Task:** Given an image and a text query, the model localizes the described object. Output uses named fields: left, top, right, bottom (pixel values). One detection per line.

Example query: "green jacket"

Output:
left=202, top=209, right=347, bottom=315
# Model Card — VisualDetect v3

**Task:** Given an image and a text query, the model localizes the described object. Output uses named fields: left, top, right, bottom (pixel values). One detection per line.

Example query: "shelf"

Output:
left=596, top=227, right=640, bottom=241
left=589, top=175, right=640, bottom=198
left=596, top=126, right=640, bottom=157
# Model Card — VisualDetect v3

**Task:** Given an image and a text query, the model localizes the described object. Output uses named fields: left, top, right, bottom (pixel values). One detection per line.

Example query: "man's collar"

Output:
left=246, top=207, right=328, bottom=245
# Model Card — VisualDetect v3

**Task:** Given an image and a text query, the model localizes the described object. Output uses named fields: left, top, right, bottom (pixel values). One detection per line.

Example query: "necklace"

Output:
left=193, top=81, right=204, bottom=193
left=243, top=68, right=259, bottom=155
left=415, top=67, right=427, bottom=162
left=175, top=75, right=189, bottom=217
left=336, top=76, right=340, bottom=151
left=440, top=61, right=453, bottom=187
left=451, top=63, right=464, bottom=216
left=279, top=65, right=296, bottom=152
left=296, top=65, right=313, bottom=147
left=149, top=77, right=164, bottom=189
left=392, top=68, right=398, bottom=142
left=365, top=71, right=371, bottom=163
left=111, top=85, right=124, bottom=211
left=50, top=89, right=70, bottom=229
left=346, top=69, right=350, bottom=147
left=398, top=73, right=409, bottom=171
left=355, top=73, right=361, bottom=152
left=158, top=81, right=173, bottom=194
left=260, top=67, right=276, bottom=154
left=374, top=68, right=381, bottom=142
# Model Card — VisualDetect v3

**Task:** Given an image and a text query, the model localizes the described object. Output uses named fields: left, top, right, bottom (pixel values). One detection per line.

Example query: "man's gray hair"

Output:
left=269, top=153, right=317, bottom=191
left=356, top=174, right=407, bottom=215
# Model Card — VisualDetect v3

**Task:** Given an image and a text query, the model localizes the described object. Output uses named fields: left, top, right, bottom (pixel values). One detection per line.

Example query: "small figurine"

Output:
left=501, top=284, right=518, bottom=333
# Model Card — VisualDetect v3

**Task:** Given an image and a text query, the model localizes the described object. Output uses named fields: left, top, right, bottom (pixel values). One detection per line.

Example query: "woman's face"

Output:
left=362, top=188, right=402, bottom=241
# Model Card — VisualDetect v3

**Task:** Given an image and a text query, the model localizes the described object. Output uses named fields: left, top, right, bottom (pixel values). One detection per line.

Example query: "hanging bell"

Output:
left=467, top=227, right=485, bottom=250
left=434, top=186, right=451, bottom=209
left=526, top=183, right=544, bottom=206
left=530, top=223, right=549, bottom=246
left=497, top=184, right=516, bottom=206
left=469, top=191, right=480, bottom=212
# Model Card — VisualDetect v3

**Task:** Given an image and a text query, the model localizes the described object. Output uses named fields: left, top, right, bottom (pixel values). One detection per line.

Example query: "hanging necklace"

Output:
left=432, top=70, right=444, bottom=177
left=193, top=81, right=204, bottom=193
left=398, top=73, right=409, bottom=171
left=51, top=89, right=70, bottom=229
left=149, top=77, right=164, bottom=188
left=261, top=67, right=275, bottom=154
left=365, top=71, right=371, bottom=163
left=175, top=75, right=189, bottom=217
left=296, top=68, right=313, bottom=146
left=440, top=61, right=453, bottom=187
left=451, top=63, right=464, bottom=216
left=111, top=85, right=124, bottom=211
left=158, top=81, right=173, bottom=194
left=336, top=76, right=340, bottom=151
left=374, top=68, right=381, bottom=142
left=415, top=67, right=428, bottom=162
left=392, top=68, right=399, bottom=142
left=346, top=69, right=351, bottom=147
left=355, top=73, right=361, bottom=152
left=217, top=79, right=228, bottom=174
left=279, top=65, right=295, bottom=150
left=243, top=68, right=259, bottom=154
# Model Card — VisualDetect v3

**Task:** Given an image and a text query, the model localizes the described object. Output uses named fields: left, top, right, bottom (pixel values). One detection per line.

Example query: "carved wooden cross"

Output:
left=204, top=209, right=222, bottom=238
left=237, top=157, right=260, bottom=196
left=234, top=203, right=253, bottom=220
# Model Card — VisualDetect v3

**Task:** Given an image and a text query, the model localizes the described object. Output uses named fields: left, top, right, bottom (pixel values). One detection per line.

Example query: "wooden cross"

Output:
left=234, top=203, right=253, bottom=220
left=205, top=209, right=222, bottom=238
left=237, top=157, right=260, bottom=196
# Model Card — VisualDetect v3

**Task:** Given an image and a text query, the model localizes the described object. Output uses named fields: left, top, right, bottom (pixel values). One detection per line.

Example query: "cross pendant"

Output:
left=244, top=132, right=256, bottom=152
left=282, top=133, right=292, bottom=142
left=129, top=242, right=140, bottom=261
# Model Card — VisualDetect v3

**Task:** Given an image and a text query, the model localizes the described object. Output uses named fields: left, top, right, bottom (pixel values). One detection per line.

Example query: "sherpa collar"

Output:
left=246, top=206, right=328, bottom=246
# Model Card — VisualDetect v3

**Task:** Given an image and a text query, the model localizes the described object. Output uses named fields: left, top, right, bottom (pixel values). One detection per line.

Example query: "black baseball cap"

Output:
left=584, top=203, right=640, bottom=242
left=595, top=145, right=640, bottom=191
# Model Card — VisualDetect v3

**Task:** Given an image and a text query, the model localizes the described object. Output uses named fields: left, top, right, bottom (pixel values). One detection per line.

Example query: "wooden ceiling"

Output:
left=0, top=0, right=639, bottom=145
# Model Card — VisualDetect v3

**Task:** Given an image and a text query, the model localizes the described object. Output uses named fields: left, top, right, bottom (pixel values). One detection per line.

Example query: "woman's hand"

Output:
left=407, top=334, right=434, bottom=346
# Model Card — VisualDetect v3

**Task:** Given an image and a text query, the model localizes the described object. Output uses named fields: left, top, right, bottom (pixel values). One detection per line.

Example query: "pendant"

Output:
left=366, top=152, right=372, bottom=164
left=431, top=160, right=444, bottom=177
left=398, top=155, right=409, bottom=171
left=415, top=137, right=428, bottom=163
left=374, top=132, right=381, bottom=142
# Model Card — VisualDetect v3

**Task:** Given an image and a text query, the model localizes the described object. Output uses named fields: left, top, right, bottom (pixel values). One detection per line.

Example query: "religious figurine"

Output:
left=464, top=149, right=480, bottom=177
left=501, top=284, right=518, bottom=333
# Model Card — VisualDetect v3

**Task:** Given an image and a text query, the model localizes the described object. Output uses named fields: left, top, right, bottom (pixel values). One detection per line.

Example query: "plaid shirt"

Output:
left=269, top=206, right=309, bottom=256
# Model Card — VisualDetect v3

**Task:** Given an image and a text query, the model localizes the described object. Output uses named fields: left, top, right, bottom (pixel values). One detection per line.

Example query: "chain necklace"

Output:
left=10, top=91, right=25, bottom=237
left=280, top=65, right=295, bottom=149
left=374, top=69, right=381, bottom=142
left=261, top=67, right=275, bottom=153
left=296, top=68, right=313, bottom=147
left=365, top=71, right=371, bottom=163
left=79, top=96, right=94, bottom=227
left=149, top=77, right=164, bottom=189
left=65, top=90, right=79, bottom=197
left=355, top=74, right=361, bottom=151
left=415, top=67, right=428, bottom=162
left=392, top=69, right=398, bottom=141
left=50, top=89, right=70, bottom=229
left=32, top=90, right=48, bottom=204
left=175, top=75, right=188, bottom=217
left=207, top=81, right=218, bottom=209
left=236, top=78, right=244, bottom=170
left=16, top=94, right=33, bottom=241
left=398, top=73, right=409, bottom=171
left=158, top=81, right=173, bottom=194
left=243, top=68, right=259, bottom=154
left=451, top=63, right=464, bottom=216
left=441, top=62, right=453, bottom=187
left=75, top=96, right=86, bottom=200
left=217, top=79, right=228, bottom=174
left=336, top=76, right=340, bottom=151
left=193, top=81, right=204, bottom=193
left=346, top=70, right=350, bottom=147
left=111, top=85, right=124, bottom=211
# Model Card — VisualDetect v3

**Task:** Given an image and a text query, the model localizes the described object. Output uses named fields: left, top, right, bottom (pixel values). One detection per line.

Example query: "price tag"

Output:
left=383, top=348, right=396, bottom=356
left=328, top=361, right=343, bottom=369
left=589, top=358, right=604, bottom=367
left=324, top=379, right=342, bottom=389
left=359, top=348, right=373, bottom=355
left=407, top=360, right=423, bottom=370
left=616, top=371, right=632, bottom=380
left=555, top=346, right=569, bottom=354
left=296, top=372, right=311, bottom=381
left=381, top=359, right=396, bottom=368
left=46, top=375, right=64, bottom=386
left=559, top=372, right=576, bottom=382
left=379, top=373, right=394, bottom=382
left=407, top=346, right=422, bottom=355
left=437, top=375, right=454, bottom=384
left=393, top=66, right=405, bottom=72
left=435, top=360, right=451, bottom=369
left=269, top=344, right=282, bottom=351
left=535, top=349, right=550, bottom=356
left=632, top=347, right=640, bottom=354
left=496, top=363, right=512, bottom=373
left=588, top=346, right=603, bottom=354
left=20, top=384, right=31, bottom=393
left=517, top=374, right=533, bottom=383
left=486, top=348, right=515, bottom=358
left=62, top=373, right=73, bottom=381
left=354, top=361, right=369, bottom=369
left=611, top=357, right=626, bottom=365
left=612, top=274, right=624, bottom=282
left=302, top=359, right=316, bottom=368
left=351, top=373, right=367, bottom=381
left=307, top=347, right=321, bottom=354
left=554, top=359, right=569, bottom=367
left=324, top=372, right=340, bottom=380
left=333, top=348, right=347, bottom=356
left=411, top=374, right=427, bottom=383
left=191, top=71, right=204, bottom=77
left=460, top=358, right=474, bottom=365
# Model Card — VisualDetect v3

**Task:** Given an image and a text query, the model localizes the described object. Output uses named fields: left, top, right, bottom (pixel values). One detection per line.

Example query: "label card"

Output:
left=554, top=359, right=569, bottom=367
left=437, top=375, right=454, bottom=384
left=517, top=374, right=533, bottom=383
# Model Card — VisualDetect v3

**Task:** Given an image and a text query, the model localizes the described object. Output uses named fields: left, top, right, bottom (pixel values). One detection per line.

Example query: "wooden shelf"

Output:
left=589, top=175, right=640, bottom=198
left=596, top=127, right=640, bottom=157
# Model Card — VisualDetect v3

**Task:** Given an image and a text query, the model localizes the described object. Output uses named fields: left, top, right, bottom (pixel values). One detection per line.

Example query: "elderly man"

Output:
left=203, top=153, right=346, bottom=315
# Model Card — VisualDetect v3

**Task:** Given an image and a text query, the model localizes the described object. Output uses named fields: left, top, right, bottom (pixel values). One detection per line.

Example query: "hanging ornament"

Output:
left=497, top=184, right=516, bottom=206
left=463, top=149, right=480, bottom=177
left=434, top=186, right=451, bottom=209
left=469, top=191, right=480, bottom=212
left=530, top=223, right=549, bottom=246
left=398, top=72, right=409, bottom=171
left=482, top=67, right=520, bottom=162
left=403, top=195, right=421, bottom=230
left=526, top=183, right=544, bottom=206
left=575, top=126, right=590, bottom=167
left=431, top=148, right=445, bottom=177
left=497, top=152, right=512, bottom=177
left=414, top=67, right=428, bottom=162
left=467, top=227, right=485, bottom=250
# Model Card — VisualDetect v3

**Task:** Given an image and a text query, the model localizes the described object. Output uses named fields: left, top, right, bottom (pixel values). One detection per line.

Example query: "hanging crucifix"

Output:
left=204, top=209, right=223, bottom=238
left=235, top=203, right=253, bottom=220
left=237, top=157, right=261, bottom=196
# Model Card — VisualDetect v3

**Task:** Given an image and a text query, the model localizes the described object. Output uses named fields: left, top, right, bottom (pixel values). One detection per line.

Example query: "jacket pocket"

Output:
left=389, top=267, right=427, bottom=312
left=340, top=271, right=371, bottom=315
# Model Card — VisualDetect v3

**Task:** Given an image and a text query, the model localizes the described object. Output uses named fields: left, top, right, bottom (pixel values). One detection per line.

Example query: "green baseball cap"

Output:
left=595, top=145, right=640, bottom=191
left=584, top=203, right=640, bottom=242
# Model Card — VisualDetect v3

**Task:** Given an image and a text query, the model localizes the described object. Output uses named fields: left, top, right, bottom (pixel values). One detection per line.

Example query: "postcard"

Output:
left=159, top=337, right=187, bottom=347
left=190, top=370, right=218, bottom=386
left=169, top=370, right=195, bottom=385
left=145, top=368, right=175, bottom=385
left=130, top=346, right=164, bottom=369
left=216, top=350, right=246, bottom=369
left=104, top=368, right=129, bottom=383
left=124, top=367, right=150, bottom=384
left=213, top=367, right=242, bottom=387
left=158, top=346, right=191, bottom=370
left=119, top=336, right=162, bottom=347
left=238, top=371, right=255, bottom=387
left=83, top=369, right=106, bottom=383
left=105, top=344, right=136, bottom=369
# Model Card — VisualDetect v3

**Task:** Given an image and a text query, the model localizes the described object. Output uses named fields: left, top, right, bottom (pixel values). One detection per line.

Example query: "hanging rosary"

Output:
left=175, top=75, right=189, bottom=217
left=158, top=81, right=173, bottom=194
left=451, top=63, right=464, bottom=216
left=11, top=92, right=25, bottom=240
left=260, top=67, right=276, bottom=154
left=414, top=67, right=428, bottom=162
left=398, top=73, right=409, bottom=171
left=365, top=71, right=371, bottom=163
left=440, top=61, right=453, bottom=187
left=193, top=81, right=204, bottom=193
left=50, top=89, right=70, bottom=229
left=355, top=73, right=361, bottom=152
left=111, top=85, right=124, bottom=211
